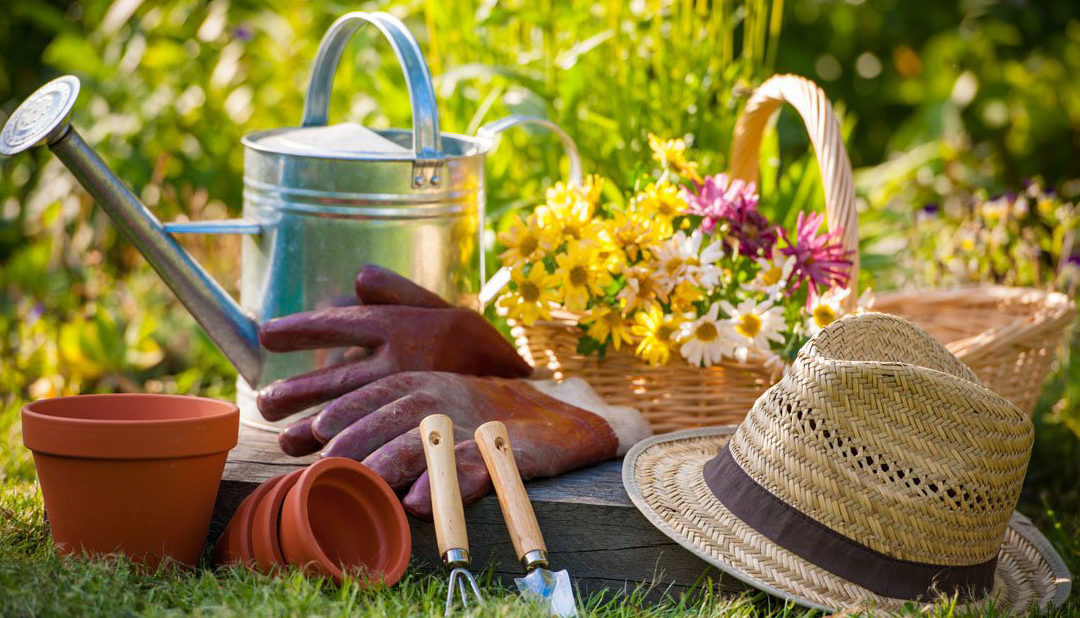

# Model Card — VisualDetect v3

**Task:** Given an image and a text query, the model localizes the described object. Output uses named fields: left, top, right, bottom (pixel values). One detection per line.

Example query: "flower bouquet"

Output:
left=496, top=128, right=868, bottom=432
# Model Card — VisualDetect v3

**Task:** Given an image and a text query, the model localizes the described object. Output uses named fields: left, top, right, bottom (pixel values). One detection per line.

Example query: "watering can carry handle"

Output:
left=302, top=11, right=442, bottom=186
left=475, top=116, right=584, bottom=307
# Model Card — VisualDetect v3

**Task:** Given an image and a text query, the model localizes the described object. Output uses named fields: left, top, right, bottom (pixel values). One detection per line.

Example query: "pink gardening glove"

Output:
left=256, top=265, right=532, bottom=424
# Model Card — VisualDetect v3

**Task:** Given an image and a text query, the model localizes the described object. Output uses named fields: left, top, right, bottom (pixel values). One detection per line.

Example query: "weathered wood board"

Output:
left=210, top=425, right=742, bottom=598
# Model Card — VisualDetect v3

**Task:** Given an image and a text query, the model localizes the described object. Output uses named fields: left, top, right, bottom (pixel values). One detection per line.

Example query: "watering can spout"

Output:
left=1, top=76, right=264, bottom=384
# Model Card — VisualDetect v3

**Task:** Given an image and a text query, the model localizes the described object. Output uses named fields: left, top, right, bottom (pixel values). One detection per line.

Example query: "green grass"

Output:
left=1, top=411, right=1078, bottom=618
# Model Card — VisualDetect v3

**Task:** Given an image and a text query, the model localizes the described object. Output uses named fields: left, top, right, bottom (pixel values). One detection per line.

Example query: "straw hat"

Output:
left=623, top=312, right=1071, bottom=614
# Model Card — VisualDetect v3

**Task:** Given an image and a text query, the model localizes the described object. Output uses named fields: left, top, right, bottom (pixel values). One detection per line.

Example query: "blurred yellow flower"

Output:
left=498, top=215, right=548, bottom=266
left=581, top=174, right=604, bottom=207
left=583, top=304, right=633, bottom=350
left=647, top=133, right=702, bottom=183
left=607, top=209, right=661, bottom=262
left=669, top=282, right=705, bottom=312
left=554, top=245, right=613, bottom=311
left=633, top=183, right=685, bottom=235
left=498, top=266, right=560, bottom=326
left=537, top=182, right=595, bottom=243
left=632, top=306, right=682, bottom=365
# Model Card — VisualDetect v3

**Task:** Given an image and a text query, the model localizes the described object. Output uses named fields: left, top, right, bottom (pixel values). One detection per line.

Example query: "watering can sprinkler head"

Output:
left=1, top=76, right=264, bottom=385
left=0, top=75, right=80, bottom=156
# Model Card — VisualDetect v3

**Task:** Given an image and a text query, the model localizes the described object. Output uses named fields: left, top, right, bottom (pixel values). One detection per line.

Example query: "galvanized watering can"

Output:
left=0, top=12, right=581, bottom=428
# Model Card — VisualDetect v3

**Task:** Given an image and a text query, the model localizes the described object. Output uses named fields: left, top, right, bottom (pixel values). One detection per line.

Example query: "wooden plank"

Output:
left=210, top=424, right=742, bottom=598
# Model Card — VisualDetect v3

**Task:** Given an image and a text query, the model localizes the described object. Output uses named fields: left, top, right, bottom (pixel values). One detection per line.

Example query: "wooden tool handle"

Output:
left=474, top=421, right=546, bottom=562
left=420, top=414, right=468, bottom=560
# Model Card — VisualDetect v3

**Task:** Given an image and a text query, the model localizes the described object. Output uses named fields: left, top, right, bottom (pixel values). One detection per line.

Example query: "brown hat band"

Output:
left=703, top=445, right=998, bottom=602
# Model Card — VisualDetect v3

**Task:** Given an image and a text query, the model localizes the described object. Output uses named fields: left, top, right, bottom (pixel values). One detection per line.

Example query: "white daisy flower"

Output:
left=678, top=302, right=735, bottom=367
left=805, top=286, right=851, bottom=336
left=719, top=298, right=786, bottom=362
left=651, top=232, right=693, bottom=294
left=752, top=248, right=796, bottom=300
left=617, top=265, right=663, bottom=311
left=690, top=234, right=725, bottom=289
left=653, top=230, right=725, bottom=294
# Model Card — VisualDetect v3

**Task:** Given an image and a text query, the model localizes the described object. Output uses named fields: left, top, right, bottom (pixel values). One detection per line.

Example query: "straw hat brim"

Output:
left=623, top=427, right=1072, bottom=614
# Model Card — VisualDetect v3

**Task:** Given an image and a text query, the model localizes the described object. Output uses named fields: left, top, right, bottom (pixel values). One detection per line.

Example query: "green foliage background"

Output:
left=1, top=0, right=1080, bottom=613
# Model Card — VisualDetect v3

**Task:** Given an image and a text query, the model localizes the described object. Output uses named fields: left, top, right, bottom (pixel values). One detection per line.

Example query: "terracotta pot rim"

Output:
left=284, top=457, right=411, bottom=586
left=24, top=394, right=237, bottom=426
left=23, top=394, right=238, bottom=459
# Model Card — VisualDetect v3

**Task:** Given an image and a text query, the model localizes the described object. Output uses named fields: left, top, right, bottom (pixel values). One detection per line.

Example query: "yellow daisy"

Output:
left=669, top=282, right=706, bottom=313
left=631, top=305, right=682, bottom=365
left=498, top=266, right=560, bottom=326
left=536, top=185, right=595, bottom=243
left=581, top=174, right=604, bottom=207
left=583, top=304, right=634, bottom=351
left=633, top=183, right=686, bottom=235
left=606, top=211, right=652, bottom=262
left=554, top=245, right=613, bottom=311
left=497, top=215, right=548, bottom=266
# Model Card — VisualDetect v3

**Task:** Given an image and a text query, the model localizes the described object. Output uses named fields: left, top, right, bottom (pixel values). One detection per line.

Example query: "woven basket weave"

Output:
left=514, top=74, right=1074, bottom=434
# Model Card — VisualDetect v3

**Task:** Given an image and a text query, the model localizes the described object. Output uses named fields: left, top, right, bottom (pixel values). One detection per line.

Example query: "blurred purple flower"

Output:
left=781, top=212, right=852, bottom=295
left=921, top=202, right=939, bottom=216
left=28, top=303, right=44, bottom=324
left=233, top=25, right=253, bottom=40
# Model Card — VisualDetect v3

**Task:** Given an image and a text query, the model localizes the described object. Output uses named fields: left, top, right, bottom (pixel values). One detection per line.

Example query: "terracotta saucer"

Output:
left=251, top=469, right=303, bottom=574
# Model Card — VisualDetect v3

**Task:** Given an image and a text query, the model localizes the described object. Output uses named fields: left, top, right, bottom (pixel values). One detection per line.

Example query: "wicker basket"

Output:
left=514, top=74, right=1074, bottom=434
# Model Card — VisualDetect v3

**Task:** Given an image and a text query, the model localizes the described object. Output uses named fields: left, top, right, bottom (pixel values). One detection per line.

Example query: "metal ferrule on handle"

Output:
left=49, top=127, right=263, bottom=383
left=522, top=549, right=550, bottom=571
left=303, top=11, right=443, bottom=187
left=444, top=548, right=469, bottom=567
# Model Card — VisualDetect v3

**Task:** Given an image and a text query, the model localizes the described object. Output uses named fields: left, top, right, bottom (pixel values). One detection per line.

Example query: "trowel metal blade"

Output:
left=514, top=568, right=577, bottom=617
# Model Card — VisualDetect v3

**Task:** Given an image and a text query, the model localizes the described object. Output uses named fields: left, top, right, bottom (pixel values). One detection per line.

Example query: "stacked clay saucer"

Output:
left=214, top=457, right=411, bottom=586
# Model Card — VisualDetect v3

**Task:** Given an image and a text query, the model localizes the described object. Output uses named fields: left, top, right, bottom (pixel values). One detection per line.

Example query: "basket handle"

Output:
left=729, top=74, right=859, bottom=306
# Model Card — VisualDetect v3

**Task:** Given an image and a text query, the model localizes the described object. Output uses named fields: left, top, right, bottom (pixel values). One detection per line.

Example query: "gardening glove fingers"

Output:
left=353, top=264, right=451, bottom=308
left=360, top=427, right=428, bottom=491
left=278, top=415, right=323, bottom=456
left=308, top=374, right=415, bottom=442
left=362, top=425, right=474, bottom=493
left=401, top=439, right=491, bottom=520
left=257, top=353, right=394, bottom=421
left=259, top=305, right=388, bottom=352
left=321, top=392, right=440, bottom=461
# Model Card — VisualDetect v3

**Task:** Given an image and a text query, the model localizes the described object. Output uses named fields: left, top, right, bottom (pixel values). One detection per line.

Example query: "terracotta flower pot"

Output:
left=22, top=394, right=238, bottom=567
left=250, top=469, right=302, bottom=574
left=279, top=457, right=411, bottom=586
left=214, top=473, right=284, bottom=567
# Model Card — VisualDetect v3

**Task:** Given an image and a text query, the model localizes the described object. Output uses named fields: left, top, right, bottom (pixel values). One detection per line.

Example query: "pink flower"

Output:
left=780, top=212, right=852, bottom=295
left=683, top=173, right=776, bottom=256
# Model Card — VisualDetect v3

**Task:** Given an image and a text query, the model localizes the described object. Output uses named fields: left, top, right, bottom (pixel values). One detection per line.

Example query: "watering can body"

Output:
left=1, top=12, right=580, bottom=429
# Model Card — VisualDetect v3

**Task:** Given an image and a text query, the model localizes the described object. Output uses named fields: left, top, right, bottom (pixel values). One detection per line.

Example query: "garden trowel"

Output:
left=475, top=421, right=577, bottom=617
